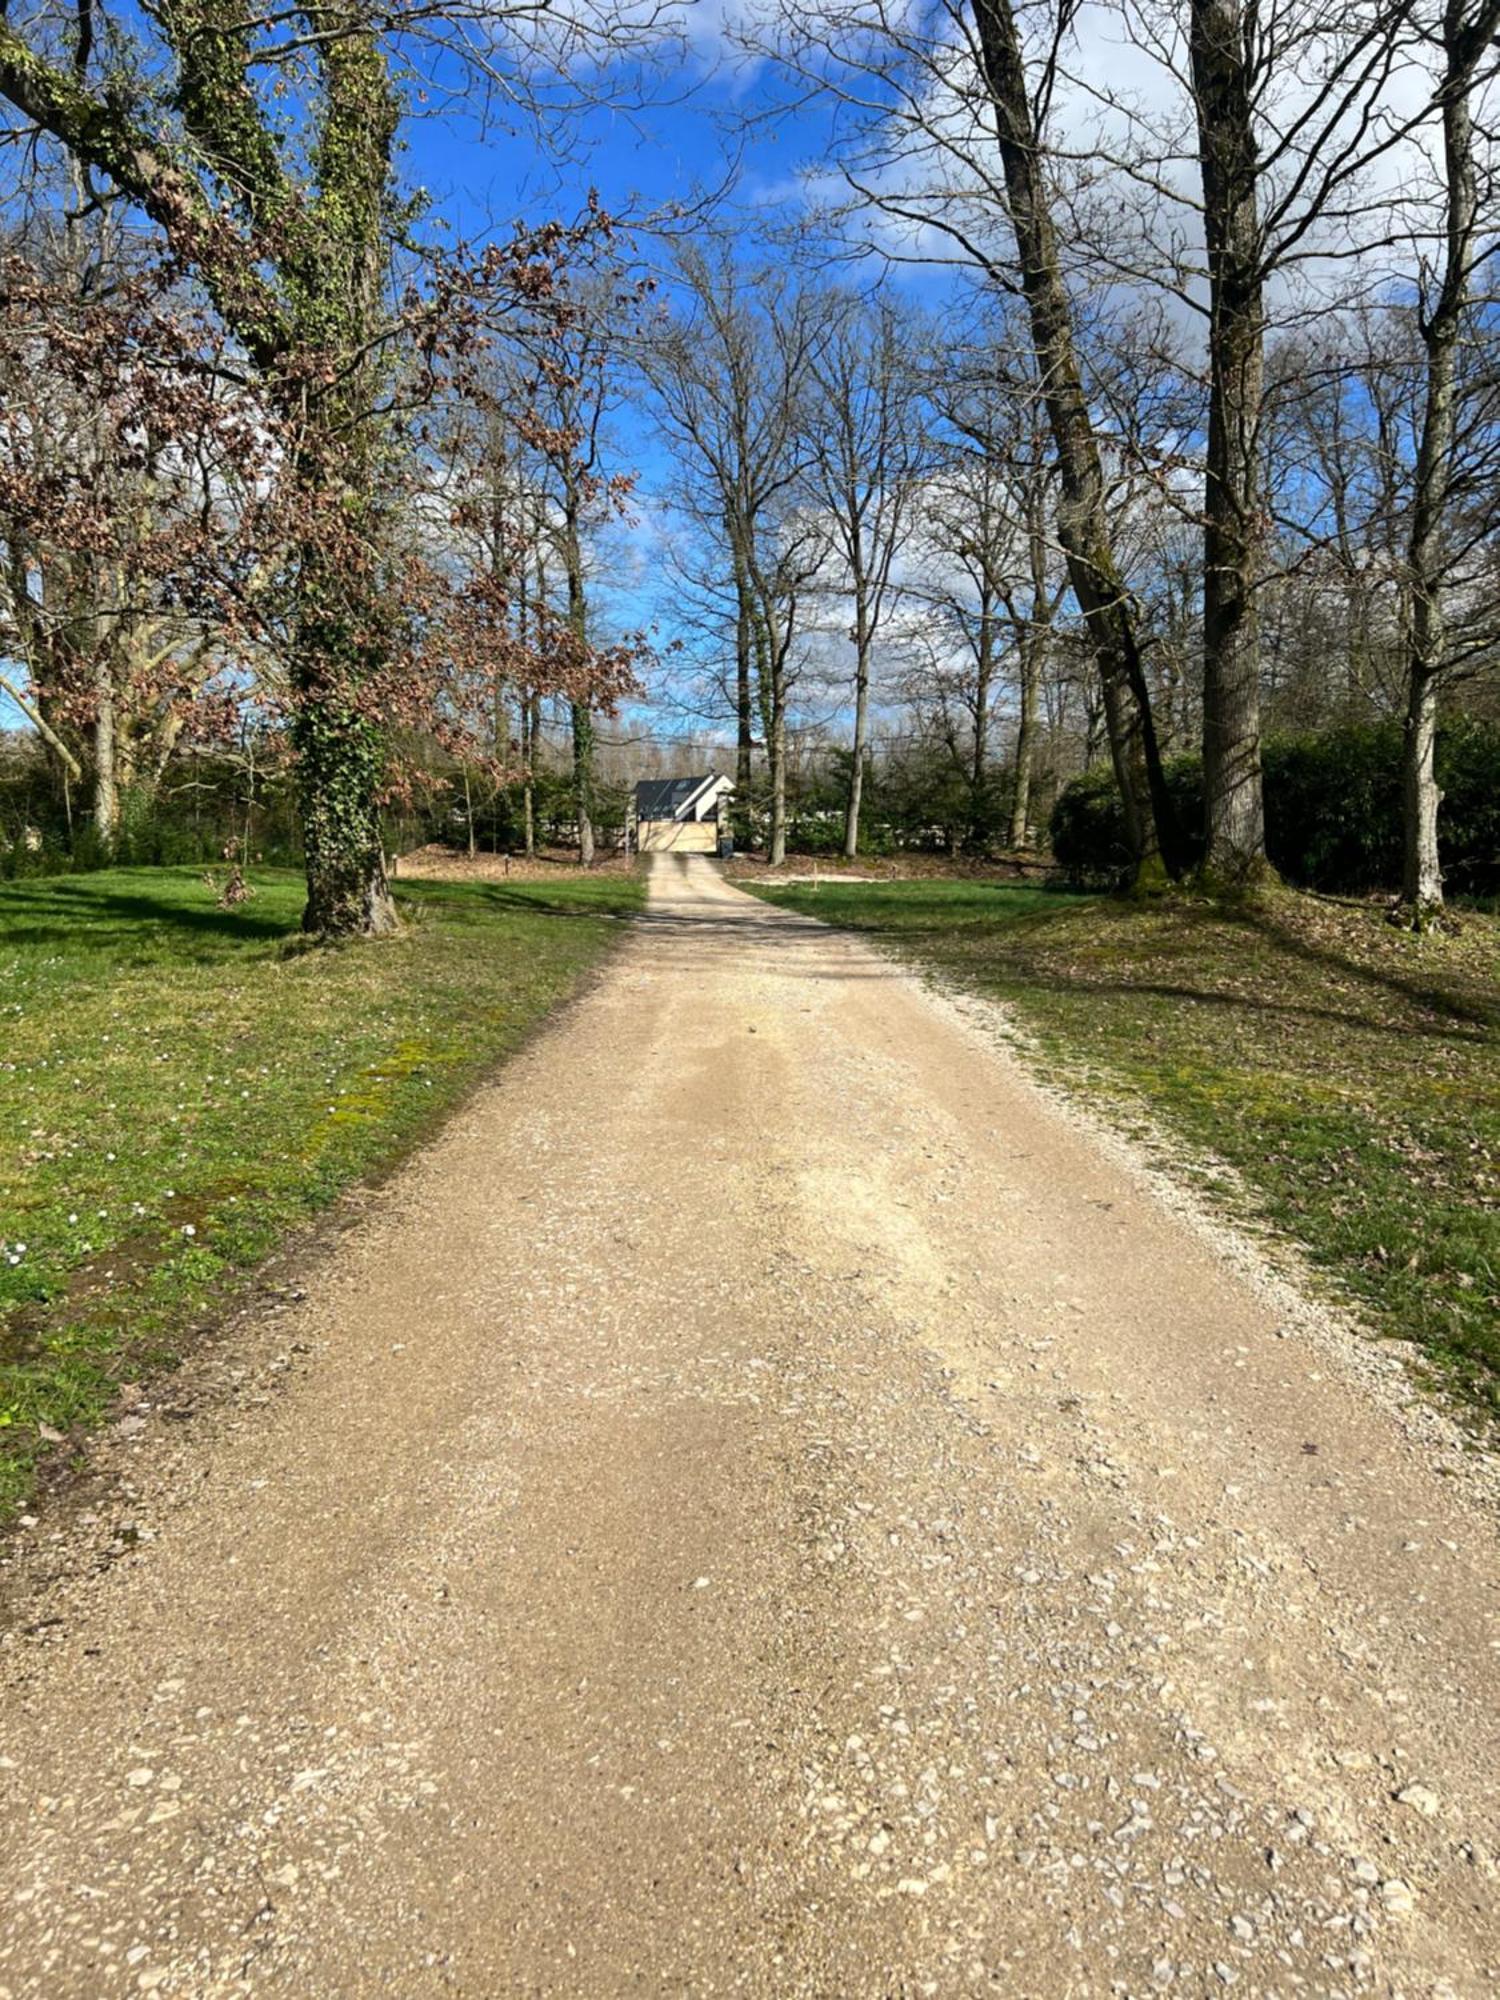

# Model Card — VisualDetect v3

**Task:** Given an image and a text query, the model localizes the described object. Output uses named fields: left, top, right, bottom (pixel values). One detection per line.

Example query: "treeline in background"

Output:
left=3, top=0, right=1500, bottom=925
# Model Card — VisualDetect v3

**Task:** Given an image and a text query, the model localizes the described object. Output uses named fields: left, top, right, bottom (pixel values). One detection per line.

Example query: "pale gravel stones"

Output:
left=1394, top=1782, right=1441, bottom=1819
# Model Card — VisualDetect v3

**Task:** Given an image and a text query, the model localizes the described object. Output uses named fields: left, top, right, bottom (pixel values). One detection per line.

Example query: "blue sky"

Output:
left=397, top=38, right=970, bottom=727
left=395, top=45, right=895, bottom=724
left=0, top=28, right=956, bottom=740
left=399, top=32, right=831, bottom=258
left=2, top=41, right=799, bottom=734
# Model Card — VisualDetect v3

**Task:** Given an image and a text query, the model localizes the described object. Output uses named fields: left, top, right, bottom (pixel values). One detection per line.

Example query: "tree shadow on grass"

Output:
left=823, top=891, right=1089, bottom=951
left=1235, top=898, right=1497, bottom=1035
left=0, top=879, right=293, bottom=953
left=407, top=882, right=632, bottom=924
left=960, top=894, right=1496, bottom=1047
left=993, top=966, right=1491, bottom=1048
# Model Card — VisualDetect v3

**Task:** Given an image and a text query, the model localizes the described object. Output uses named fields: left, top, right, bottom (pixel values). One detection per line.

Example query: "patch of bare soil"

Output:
left=723, top=848, right=1058, bottom=885
left=394, top=842, right=637, bottom=882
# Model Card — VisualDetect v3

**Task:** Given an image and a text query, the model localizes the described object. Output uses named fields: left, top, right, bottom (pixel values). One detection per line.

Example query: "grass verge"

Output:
left=0, top=862, right=643, bottom=1515
left=752, top=877, right=1500, bottom=1413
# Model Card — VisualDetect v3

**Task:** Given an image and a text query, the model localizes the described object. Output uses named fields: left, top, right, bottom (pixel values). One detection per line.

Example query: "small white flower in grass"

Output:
left=181, top=1224, right=196, bottom=1238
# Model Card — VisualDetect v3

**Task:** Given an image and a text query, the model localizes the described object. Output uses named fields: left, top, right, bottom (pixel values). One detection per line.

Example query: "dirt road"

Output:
left=2, top=857, right=1498, bottom=1999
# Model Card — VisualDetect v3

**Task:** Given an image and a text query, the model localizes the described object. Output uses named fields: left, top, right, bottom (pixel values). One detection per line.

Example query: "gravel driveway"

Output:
left=2, top=855, right=1497, bottom=1998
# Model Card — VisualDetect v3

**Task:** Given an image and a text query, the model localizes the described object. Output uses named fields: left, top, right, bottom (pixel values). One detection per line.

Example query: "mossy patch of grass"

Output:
left=754, top=877, right=1500, bottom=1413
left=0, top=863, right=644, bottom=1515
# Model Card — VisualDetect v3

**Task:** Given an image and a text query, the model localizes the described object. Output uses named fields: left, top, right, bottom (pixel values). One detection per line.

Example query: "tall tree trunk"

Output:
left=291, top=571, right=397, bottom=937
left=731, top=536, right=755, bottom=803
left=842, top=588, right=871, bottom=858
left=287, top=17, right=401, bottom=934
left=970, top=0, right=1183, bottom=881
left=563, top=493, right=594, bottom=867
left=1010, top=639, right=1039, bottom=849
left=1397, top=0, right=1496, bottom=915
left=1191, top=0, right=1270, bottom=883
left=91, top=661, right=119, bottom=845
left=755, top=598, right=789, bottom=867
left=1010, top=484, right=1049, bottom=850
left=519, top=547, right=537, bottom=857
left=292, top=701, right=396, bottom=934
left=751, top=604, right=777, bottom=858
left=572, top=703, right=596, bottom=867
left=973, top=596, right=994, bottom=796
left=1401, top=666, right=1442, bottom=909
left=522, top=690, right=538, bottom=856
left=769, top=680, right=787, bottom=867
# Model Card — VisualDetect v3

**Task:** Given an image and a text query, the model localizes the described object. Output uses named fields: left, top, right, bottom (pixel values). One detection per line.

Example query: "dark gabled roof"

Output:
left=634, top=773, right=719, bottom=820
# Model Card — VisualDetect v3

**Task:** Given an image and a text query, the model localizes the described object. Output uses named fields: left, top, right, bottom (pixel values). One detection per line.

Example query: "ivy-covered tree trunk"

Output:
left=293, top=703, right=396, bottom=933
left=281, top=421, right=400, bottom=935
left=283, top=21, right=401, bottom=933
left=0, top=0, right=406, bottom=937
left=290, top=572, right=397, bottom=934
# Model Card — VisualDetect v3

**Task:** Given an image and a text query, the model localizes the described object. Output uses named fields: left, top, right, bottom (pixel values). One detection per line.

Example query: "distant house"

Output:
left=632, top=772, right=735, bottom=854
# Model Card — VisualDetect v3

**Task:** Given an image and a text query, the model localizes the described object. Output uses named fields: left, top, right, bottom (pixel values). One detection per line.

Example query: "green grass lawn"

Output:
left=0, top=863, right=643, bottom=1515
left=754, top=877, right=1500, bottom=1413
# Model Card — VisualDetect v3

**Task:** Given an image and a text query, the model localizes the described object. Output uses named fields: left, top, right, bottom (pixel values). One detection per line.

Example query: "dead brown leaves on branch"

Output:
left=0, top=201, right=649, bottom=791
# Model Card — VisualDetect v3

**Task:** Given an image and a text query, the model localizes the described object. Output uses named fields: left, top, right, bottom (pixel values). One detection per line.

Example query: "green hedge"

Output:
left=1050, top=720, right=1500, bottom=897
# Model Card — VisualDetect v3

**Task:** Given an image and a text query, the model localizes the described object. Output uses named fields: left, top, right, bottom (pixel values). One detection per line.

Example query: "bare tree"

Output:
left=930, top=353, right=1071, bottom=846
left=643, top=247, right=826, bottom=858
left=1261, top=315, right=1415, bottom=724
left=907, top=357, right=1069, bottom=846
left=1189, top=0, right=1270, bottom=879
left=434, top=378, right=541, bottom=855
left=0, top=0, right=670, bottom=931
left=749, top=0, right=1187, bottom=878
left=0, top=199, right=254, bottom=844
left=1060, top=0, right=1435, bottom=875
left=1396, top=0, right=1500, bottom=918
left=517, top=284, right=638, bottom=867
left=804, top=290, right=927, bottom=855
left=909, top=452, right=1013, bottom=838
